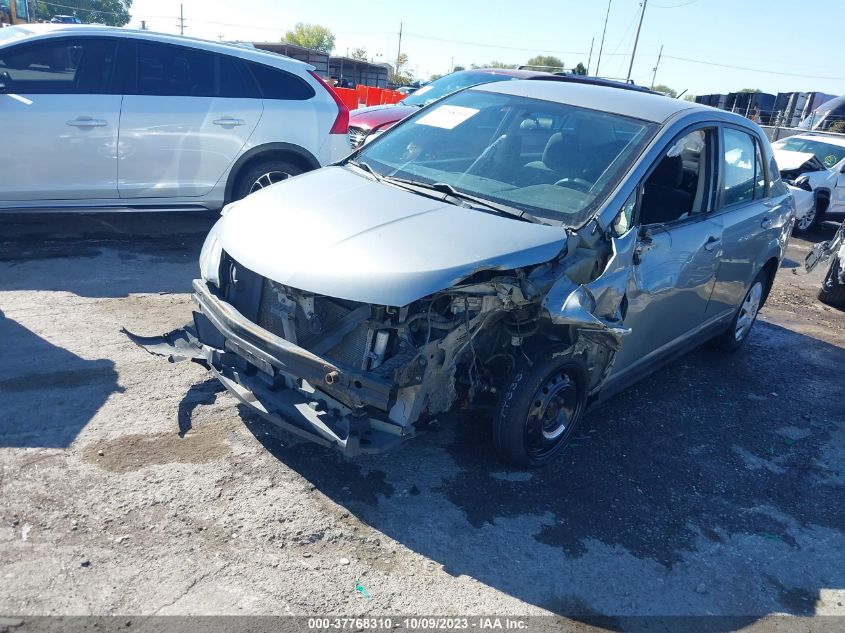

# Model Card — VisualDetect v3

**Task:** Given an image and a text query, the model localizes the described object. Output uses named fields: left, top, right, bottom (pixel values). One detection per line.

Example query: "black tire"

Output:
left=232, top=159, right=305, bottom=201
left=715, top=268, right=769, bottom=352
left=818, top=256, right=845, bottom=307
left=493, top=351, right=588, bottom=468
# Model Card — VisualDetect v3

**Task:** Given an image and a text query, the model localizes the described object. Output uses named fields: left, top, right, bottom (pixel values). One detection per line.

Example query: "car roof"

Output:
left=474, top=78, right=712, bottom=124
left=456, top=68, right=550, bottom=79
left=776, top=133, right=845, bottom=149
left=0, top=24, right=311, bottom=70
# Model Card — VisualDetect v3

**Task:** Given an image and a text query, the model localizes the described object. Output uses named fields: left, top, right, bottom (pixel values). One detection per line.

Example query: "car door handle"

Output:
left=760, top=217, right=773, bottom=229
left=213, top=117, right=245, bottom=127
left=66, top=116, right=107, bottom=128
left=704, top=236, right=721, bottom=252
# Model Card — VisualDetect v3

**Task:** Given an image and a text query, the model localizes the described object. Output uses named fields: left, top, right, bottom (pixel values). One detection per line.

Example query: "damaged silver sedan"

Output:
left=134, top=79, right=794, bottom=467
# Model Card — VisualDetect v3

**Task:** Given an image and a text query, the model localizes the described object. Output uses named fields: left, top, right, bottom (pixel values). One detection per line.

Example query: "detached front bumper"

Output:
left=130, top=280, right=408, bottom=456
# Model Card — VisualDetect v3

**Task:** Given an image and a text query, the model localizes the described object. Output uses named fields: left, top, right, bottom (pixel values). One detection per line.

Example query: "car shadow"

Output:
left=0, top=212, right=215, bottom=298
left=234, top=320, right=844, bottom=626
left=0, top=310, right=123, bottom=448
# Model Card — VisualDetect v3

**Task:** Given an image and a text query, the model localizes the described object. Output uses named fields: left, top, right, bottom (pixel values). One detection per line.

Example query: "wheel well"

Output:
left=815, top=189, right=831, bottom=213
left=225, top=147, right=318, bottom=203
left=761, top=257, right=779, bottom=303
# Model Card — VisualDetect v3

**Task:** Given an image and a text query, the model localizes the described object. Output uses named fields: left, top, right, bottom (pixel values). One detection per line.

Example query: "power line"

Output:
left=663, top=54, right=845, bottom=82
left=404, top=32, right=594, bottom=57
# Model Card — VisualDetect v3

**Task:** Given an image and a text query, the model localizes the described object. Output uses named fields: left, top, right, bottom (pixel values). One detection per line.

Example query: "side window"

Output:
left=137, top=43, right=214, bottom=97
left=0, top=39, right=116, bottom=94
left=722, top=128, right=760, bottom=206
left=246, top=62, right=315, bottom=100
left=217, top=55, right=260, bottom=99
left=638, top=128, right=712, bottom=225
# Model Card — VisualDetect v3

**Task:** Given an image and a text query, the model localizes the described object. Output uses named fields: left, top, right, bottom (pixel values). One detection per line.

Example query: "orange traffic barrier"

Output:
left=355, top=84, right=368, bottom=107
left=365, top=86, right=383, bottom=107
left=334, top=87, right=359, bottom=111
left=380, top=90, right=404, bottom=105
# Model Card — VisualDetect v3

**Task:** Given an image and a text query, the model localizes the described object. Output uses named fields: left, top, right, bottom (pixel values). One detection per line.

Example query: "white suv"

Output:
left=771, top=133, right=845, bottom=232
left=0, top=24, right=350, bottom=212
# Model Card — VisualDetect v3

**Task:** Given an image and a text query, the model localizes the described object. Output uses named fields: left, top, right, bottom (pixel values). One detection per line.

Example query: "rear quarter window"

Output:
left=246, top=62, right=315, bottom=100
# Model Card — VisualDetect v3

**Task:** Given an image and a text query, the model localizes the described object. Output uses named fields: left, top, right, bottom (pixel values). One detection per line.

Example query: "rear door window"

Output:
left=218, top=55, right=259, bottom=98
left=136, top=42, right=215, bottom=97
left=722, top=128, right=762, bottom=206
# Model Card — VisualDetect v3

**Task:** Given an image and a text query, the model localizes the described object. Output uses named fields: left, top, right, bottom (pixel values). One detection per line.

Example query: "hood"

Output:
left=773, top=149, right=824, bottom=173
left=349, top=104, right=418, bottom=131
left=212, top=166, right=567, bottom=306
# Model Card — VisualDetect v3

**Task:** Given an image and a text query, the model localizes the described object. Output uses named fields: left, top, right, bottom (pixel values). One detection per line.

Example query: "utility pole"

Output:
left=626, top=0, right=648, bottom=82
left=650, top=43, right=663, bottom=89
left=595, top=0, right=612, bottom=77
left=586, top=37, right=594, bottom=75
left=176, top=3, right=185, bottom=35
left=396, top=22, right=403, bottom=74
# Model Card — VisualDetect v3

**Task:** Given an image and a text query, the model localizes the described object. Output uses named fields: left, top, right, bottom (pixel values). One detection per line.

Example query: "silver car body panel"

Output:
left=131, top=80, right=793, bottom=457
left=211, top=166, right=568, bottom=306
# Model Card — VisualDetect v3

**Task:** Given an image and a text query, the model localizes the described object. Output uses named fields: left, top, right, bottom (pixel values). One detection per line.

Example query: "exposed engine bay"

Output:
left=129, top=218, right=633, bottom=456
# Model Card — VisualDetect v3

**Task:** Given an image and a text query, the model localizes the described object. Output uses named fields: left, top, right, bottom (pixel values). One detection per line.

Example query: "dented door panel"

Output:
left=608, top=216, right=722, bottom=377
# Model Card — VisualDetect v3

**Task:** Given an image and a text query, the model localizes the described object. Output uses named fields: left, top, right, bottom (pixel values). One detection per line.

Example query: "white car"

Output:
left=0, top=24, right=350, bottom=213
left=771, top=133, right=845, bottom=232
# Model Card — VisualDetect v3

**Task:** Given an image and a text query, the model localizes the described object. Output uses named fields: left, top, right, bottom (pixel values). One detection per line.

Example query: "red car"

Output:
left=348, top=68, right=551, bottom=148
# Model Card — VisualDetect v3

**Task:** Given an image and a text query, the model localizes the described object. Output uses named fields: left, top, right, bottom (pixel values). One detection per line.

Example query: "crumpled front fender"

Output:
left=541, top=229, right=637, bottom=350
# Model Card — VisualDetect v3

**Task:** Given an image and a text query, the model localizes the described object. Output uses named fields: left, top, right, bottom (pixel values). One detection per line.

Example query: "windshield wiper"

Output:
left=347, top=160, right=383, bottom=181
left=380, top=176, right=538, bottom=223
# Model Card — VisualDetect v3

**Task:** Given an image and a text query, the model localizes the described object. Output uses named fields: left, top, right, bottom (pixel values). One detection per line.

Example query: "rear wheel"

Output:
left=715, top=269, right=768, bottom=352
left=233, top=159, right=304, bottom=201
left=818, top=256, right=845, bottom=307
left=493, top=351, right=588, bottom=468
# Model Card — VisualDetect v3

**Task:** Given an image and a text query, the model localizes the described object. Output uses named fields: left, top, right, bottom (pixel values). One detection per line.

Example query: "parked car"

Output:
left=49, top=15, right=83, bottom=24
left=0, top=24, right=349, bottom=213
left=806, top=220, right=845, bottom=307
left=134, top=78, right=793, bottom=467
left=771, top=133, right=845, bottom=232
left=347, top=68, right=553, bottom=148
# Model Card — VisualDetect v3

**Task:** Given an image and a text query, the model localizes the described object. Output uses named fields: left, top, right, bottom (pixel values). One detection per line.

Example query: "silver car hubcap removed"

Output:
left=735, top=281, right=763, bottom=341
left=525, top=369, right=579, bottom=458
left=249, top=171, right=291, bottom=194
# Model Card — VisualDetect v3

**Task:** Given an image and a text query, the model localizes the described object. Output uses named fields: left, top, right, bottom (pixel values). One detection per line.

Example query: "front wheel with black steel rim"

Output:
left=715, top=269, right=768, bottom=352
left=233, top=159, right=304, bottom=201
left=493, top=351, right=588, bottom=468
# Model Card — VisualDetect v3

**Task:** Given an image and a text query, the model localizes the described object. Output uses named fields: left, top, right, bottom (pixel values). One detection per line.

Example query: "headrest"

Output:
left=648, top=155, right=683, bottom=188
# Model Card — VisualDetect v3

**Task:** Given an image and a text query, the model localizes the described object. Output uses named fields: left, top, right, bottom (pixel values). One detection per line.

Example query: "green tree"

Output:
left=452, top=65, right=466, bottom=72
left=349, top=47, right=368, bottom=61
left=390, top=52, right=411, bottom=85
left=29, top=0, right=131, bottom=27
left=284, top=22, right=335, bottom=53
left=572, top=62, right=587, bottom=75
left=652, top=84, right=678, bottom=98
left=683, top=94, right=696, bottom=102
left=739, top=88, right=761, bottom=93
left=525, top=55, right=564, bottom=70
left=470, top=61, right=517, bottom=69
left=429, top=73, right=443, bottom=82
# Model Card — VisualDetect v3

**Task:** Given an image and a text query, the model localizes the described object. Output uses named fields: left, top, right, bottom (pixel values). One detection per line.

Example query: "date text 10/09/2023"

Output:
left=307, top=617, right=529, bottom=630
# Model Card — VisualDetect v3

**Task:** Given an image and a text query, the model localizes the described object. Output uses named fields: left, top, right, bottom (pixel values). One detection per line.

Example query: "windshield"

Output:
left=352, top=89, right=657, bottom=227
left=401, top=71, right=518, bottom=107
left=774, top=137, right=845, bottom=168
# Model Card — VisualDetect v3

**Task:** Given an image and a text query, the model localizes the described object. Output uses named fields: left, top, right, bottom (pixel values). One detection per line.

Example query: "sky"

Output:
left=123, top=0, right=845, bottom=98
